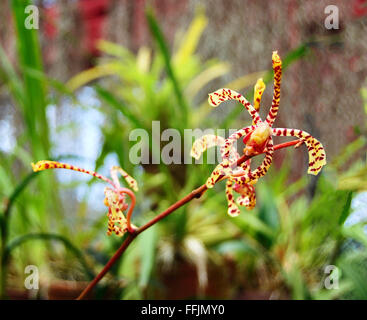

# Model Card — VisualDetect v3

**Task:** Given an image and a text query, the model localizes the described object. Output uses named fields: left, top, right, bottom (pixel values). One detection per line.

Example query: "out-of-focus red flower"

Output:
left=353, top=0, right=367, bottom=18
left=79, top=0, right=110, bottom=56
left=44, top=5, right=58, bottom=38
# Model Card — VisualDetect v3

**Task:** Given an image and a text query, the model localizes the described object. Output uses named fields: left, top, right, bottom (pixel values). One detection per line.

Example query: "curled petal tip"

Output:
left=227, top=207, right=240, bottom=217
left=208, top=92, right=218, bottom=107
left=190, top=151, right=201, bottom=160
left=111, top=166, right=139, bottom=192
left=191, top=134, right=226, bottom=160
left=253, top=78, right=266, bottom=112
left=307, top=158, right=327, bottom=176
left=255, top=78, right=265, bottom=90
left=272, top=51, right=282, bottom=67
left=237, top=197, right=256, bottom=210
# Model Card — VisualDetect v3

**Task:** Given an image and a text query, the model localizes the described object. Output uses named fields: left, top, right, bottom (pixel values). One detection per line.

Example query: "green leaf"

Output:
left=258, top=184, right=280, bottom=232
left=338, top=191, right=353, bottom=226
left=3, top=233, right=95, bottom=280
left=11, top=0, right=50, bottom=159
left=139, top=225, right=158, bottom=288
left=0, top=171, right=38, bottom=239
left=173, top=8, right=208, bottom=66
left=0, top=44, right=25, bottom=109
left=146, top=8, right=189, bottom=126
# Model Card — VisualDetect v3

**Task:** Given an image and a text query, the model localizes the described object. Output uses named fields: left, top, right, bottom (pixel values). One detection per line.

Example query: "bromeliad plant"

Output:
left=30, top=51, right=326, bottom=300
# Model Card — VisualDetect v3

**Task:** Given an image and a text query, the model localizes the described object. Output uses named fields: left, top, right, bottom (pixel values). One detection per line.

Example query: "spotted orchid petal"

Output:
left=253, top=78, right=266, bottom=113
left=190, top=134, right=240, bottom=189
left=110, top=166, right=138, bottom=192
left=220, top=126, right=254, bottom=159
left=104, top=187, right=128, bottom=237
left=225, top=180, right=241, bottom=217
left=236, top=193, right=256, bottom=209
left=225, top=175, right=257, bottom=215
left=266, top=51, right=282, bottom=127
left=208, top=88, right=262, bottom=125
left=205, top=159, right=230, bottom=189
left=191, top=134, right=239, bottom=161
left=272, top=128, right=326, bottom=175
left=31, top=160, right=114, bottom=185
left=246, top=139, right=274, bottom=182
left=234, top=182, right=256, bottom=210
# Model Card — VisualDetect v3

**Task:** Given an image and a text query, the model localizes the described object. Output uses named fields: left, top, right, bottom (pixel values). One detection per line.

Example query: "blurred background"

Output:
left=1, top=0, right=367, bottom=300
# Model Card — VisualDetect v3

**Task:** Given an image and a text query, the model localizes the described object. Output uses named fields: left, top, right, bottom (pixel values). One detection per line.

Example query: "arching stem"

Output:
left=76, top=139, right=302, bottom=300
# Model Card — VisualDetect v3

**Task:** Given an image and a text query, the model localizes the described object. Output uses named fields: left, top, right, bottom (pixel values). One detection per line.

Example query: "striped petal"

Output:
left=190, top=134, right=239, bottom=160
left=31, top=160, right=114, bottom=186
left=220, top=126, right=254, bottom=159
left=104, top=187, right=128, bottom=237
left=208, top=88, right=262, bottom=125
left=110, top=166, right=138, bottom=192
left=225, top=180, right=240, bottom=217
left=235, top=184, right=256, bottom=210
left=247, top=139, right=274, bottom=181
left=253, top=78, right=266, bottom=112
left=205, top=159, right=230, bottom=188
left=272, top=128, right=326, bottom=175
left=266, top=51, right=282, bottom=127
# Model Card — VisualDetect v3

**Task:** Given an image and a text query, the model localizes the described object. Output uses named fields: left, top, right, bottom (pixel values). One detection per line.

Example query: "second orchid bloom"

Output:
left=31, top=160, right=138, bottom=237
left=191, top=51, right=326, bottom=217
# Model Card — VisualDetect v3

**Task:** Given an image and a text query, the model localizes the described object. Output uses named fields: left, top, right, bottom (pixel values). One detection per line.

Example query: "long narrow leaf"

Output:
left=146, top=8, right=189, bottom=125
left=3, top=233, right=95, bottom=280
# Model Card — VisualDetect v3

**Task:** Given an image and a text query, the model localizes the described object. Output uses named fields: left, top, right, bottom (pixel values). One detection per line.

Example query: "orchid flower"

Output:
left=31, top=160, right=138, bottom=236
left=191, top=51, right=326, bottom=216
left=191, top=78, right=266, bottom=216
left=191, top=133, right=257, bottom=216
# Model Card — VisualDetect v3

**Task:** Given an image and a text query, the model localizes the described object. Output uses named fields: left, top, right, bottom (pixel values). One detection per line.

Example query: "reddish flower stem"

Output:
left=76, top=139, right=301, bottom=300
left=76, top=233, right=136, bottom=300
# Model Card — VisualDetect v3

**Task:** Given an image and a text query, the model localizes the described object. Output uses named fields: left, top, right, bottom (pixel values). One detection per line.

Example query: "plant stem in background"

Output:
left=77, top=139, right=301, bottom=300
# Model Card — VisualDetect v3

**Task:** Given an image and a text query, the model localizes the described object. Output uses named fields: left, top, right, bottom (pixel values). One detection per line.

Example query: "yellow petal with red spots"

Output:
left=225, top=180, right=240, bottom=217
left=266, top=51, right=282, bottom=127
left=104, top=187, right=127, bottom=237
left=191, top=134, right=226, bottom=160
left=272, top=128, right=326, bottom=175
left=110, top=166, right=138, bottom=192
left=253, top=78, right=265, bottom=112
left=208, top=88, right=261, bottom=125
left=31, top=160, right=113, bottom=185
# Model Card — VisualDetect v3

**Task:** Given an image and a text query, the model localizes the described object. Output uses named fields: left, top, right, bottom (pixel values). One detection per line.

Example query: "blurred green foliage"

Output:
left=0, top=2, right=367, bottom=300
